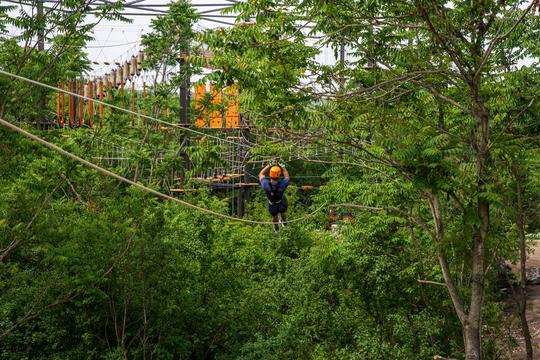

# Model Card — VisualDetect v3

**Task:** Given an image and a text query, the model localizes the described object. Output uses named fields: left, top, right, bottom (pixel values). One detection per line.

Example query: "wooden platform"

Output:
left=169, top=188, right=199, bottom=193
left=192, top=173, right=244, bottom=183
left=169, top=182, right=259, bottom=193
left=170, top=183, right=319, bottom=193
left=235, top=182, right=259, bottom=187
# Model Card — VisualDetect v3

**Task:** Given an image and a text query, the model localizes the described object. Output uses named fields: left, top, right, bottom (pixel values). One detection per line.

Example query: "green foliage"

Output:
left=141, top=0, right=198, bottom=69
left=3, top=0, right=540, bottom=359
left=140, top=0, right=200, bottom=113
left=0, top=0, right=125, bottom=124
left=198, top=0, right=540, bottom=358
left=0, top=124, right=468, bottom=359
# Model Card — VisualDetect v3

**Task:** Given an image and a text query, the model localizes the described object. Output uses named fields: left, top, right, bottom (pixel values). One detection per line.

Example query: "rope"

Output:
left=0, top=71, right=341, bottom=170
left=0, top=69, right=249, bottom=148
left=0, top=118, right=325, bottom=226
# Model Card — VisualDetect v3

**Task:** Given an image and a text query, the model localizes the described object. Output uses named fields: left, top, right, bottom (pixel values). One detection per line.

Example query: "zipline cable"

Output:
left=0, top=69, right=249, bottom=148
left=0, top=118, right=325, bottom=225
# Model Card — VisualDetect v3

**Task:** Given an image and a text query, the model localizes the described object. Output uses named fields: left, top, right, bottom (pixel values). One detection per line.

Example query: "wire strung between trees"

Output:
left=0, top=69, right=250, bottom=148
left=0, top=118, right=326, bottom=226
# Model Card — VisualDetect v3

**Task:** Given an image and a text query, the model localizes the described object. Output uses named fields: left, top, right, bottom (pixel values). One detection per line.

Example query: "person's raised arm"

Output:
left=281, top=164, right=290, bottom=180
left=259, top=164, right=270, bottom=182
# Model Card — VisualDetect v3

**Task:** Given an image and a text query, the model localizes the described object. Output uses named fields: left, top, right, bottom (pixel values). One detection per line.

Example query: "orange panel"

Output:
left=225, top=84, right=239, bottom=128
left=209, top=84, right=223, bottom=128
left=194, top=83, right=207, bottom=127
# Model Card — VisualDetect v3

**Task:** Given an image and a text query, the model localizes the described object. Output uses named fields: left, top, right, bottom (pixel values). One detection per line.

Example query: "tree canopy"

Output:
left=2, top=1, right=540, bottom=359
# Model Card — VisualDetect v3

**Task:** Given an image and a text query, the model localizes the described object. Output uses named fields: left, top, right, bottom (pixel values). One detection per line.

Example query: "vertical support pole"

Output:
left=236, top=178, right=244, bottom=218
left=36, top=0, right=44, bottom=52
left=339, top=44, right=346, bottom=159
left=179, top=53, right=191, bottom=184
left=36, top=0, right=46, bottom=128
left=56, top=82, right=61, bottom=127
left=179, top=55, right=189, bottom=127
left=120, top=78, right=124, bottom=116
left=237, top=123, right=249, bottom=218
left=243, top=115, right=251, bottom=215
left=78, top=79, right=84, bottom=128
left=131, top=81, right=135, bottom=126
left=68, top=80, right=75, bottom=128
left=108, top=81, right=113, bottom=117
left=60, top=81, right=65, bottom=127
left=153, top=86, right=158, bottom=130
left=70, top=80, right=75, bottom=128
left=142, top=81, right=147, bottom=125
left=98, top=80, right=104, bottom=126
left=88, top=80, right=94, bottom=128
left=237, top=186, right=245, bottom=217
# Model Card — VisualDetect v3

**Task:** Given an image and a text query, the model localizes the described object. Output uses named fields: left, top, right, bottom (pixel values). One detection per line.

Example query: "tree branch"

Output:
left=475, top=0, right=536, bottom=81
left=331, top=203, right=433, bottom=234
left=418, top=279, right=447, bottom=287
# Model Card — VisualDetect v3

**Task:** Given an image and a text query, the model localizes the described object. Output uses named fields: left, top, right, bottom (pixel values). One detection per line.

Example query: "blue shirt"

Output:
left=260, top=178, right=289, bottom=203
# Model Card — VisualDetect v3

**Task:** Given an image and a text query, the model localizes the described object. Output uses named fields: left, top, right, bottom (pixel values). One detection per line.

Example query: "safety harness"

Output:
left=267, top=181, right=284, bottom=205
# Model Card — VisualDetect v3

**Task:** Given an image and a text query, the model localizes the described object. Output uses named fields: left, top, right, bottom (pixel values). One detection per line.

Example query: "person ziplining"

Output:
left=259, top=162, right=290, bottom=233
left=0, top=70, right=328, bottom=227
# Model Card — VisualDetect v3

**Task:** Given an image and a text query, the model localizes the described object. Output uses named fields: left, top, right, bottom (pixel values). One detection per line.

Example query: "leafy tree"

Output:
left=2, top=120, right=466, bottom=359
left=203, top=1, right=540, bottom=358
left=141, top=0, right=199, bottom=117
left=5, top=0, right=540, bottom=359
left=0, top=0, right=125, bottom=124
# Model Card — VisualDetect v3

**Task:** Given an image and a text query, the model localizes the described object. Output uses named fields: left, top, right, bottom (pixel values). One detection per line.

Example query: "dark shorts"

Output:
left=268, top=197, right=288, bottom=216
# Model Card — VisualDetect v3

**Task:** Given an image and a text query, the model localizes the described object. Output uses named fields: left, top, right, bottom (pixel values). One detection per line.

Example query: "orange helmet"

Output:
left=269, top=166, right=281, bottom=178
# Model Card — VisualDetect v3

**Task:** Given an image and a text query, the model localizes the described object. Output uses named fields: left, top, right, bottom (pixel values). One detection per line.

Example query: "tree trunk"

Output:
left=466, top=198, right=488, bottom=360
left=464, top=323, right=482, bottom=360
left=426, top=191, right=467, bottom=324
left=463, top=87, right=491, bottom=359
left=465, top=221, right=486, bottom=360
left=427, top=188, right=485, bottom=359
